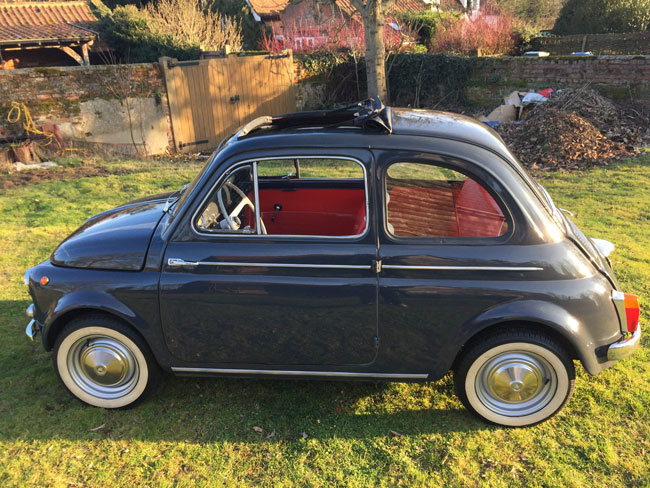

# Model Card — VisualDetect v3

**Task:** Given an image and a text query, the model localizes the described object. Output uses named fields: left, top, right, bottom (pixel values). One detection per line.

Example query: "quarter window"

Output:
left=385, top=162, right=508, bottom=238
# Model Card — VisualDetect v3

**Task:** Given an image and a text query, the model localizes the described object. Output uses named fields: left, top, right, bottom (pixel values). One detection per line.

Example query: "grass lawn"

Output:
left=0, top=154, right=649, bottom=487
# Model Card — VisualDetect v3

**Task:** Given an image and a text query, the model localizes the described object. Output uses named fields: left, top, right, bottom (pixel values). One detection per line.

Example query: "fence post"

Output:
left=159, top=57, right=182, bottom=153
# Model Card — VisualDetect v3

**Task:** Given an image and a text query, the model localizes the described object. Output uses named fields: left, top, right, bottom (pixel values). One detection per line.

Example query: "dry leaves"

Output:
left=495, top=88, right=649, bottom=170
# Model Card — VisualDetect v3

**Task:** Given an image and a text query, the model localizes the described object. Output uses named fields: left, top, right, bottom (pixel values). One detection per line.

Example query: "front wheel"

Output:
left=454, top=330, right=575, bottom=427
left=53, top=315, right=160, bottom=408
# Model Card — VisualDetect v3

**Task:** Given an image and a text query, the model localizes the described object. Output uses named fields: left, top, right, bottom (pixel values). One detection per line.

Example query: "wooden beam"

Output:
left=81, top=42, right=90, bottom=65
left=59, top=46, right=83, bottom=65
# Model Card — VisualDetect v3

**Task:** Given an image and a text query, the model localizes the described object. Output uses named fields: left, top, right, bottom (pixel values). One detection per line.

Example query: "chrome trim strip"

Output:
left=191, top=155, right=370, bottom=240
left=382, top=265, right=543, bottom=271
left=612, top=290, right=628, bottom=333
left=607, top=323, right=641, bottom=361
left=252, top=161, right=262, bottom=234
left=26, top=304, right=34, bottom=318
left=167, top=259, right=371, bottom=270
left=171, top=367, right=428, bottom=379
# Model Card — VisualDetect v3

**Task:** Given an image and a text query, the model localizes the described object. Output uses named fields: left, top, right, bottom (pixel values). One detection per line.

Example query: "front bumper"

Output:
left=607, top=324, right=641, bottom=361
left=24, top=304, right=42, bottom=342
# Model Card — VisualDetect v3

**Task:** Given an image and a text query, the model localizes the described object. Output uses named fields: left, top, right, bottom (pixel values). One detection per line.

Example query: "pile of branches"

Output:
left=546, top=88, right=649, bottom=148
left=497, top=107, right=632, bottom=170
left=496, top=87, right=649, bottom=170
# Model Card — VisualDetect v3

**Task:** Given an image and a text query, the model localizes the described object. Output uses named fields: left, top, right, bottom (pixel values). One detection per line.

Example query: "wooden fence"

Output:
left=160, top=52, right=295, bottom=153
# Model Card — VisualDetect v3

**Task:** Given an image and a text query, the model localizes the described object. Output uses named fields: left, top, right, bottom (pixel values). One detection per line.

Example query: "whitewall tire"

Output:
left=53, top=316, right=160, bottom=408
left=454, top=330, right=575, bottom=427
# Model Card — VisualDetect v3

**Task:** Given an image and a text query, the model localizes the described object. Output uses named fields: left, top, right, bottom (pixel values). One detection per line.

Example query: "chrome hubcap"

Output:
left=475, top=351, right=557, bottom=417
left=67, top=335, right=139, bottom=399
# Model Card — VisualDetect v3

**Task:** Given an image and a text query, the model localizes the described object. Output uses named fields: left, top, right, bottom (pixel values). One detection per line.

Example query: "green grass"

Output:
left=1, top=155, right=649, bottom=487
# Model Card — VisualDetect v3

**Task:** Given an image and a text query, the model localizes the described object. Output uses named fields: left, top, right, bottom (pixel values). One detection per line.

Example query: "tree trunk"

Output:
left=362, top=5, right=387, bottom=100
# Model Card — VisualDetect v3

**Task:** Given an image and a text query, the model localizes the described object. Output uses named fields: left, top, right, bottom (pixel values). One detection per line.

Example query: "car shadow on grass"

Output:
left=1, top=299, right=488, bottom=443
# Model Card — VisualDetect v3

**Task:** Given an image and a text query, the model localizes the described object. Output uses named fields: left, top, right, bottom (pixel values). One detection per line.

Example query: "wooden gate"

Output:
left=160, top=52, right=295, bottom=153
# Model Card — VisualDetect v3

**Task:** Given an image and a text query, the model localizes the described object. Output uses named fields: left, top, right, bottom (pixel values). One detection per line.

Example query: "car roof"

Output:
left=228, top=104, right=510, bottom=155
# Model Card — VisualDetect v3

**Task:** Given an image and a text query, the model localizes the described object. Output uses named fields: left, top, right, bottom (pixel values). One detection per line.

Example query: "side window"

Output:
left=385, top=162, right=508, bottom=238
left=194, top=158, right=368, bottom=237
left=257, top=158, right=367, bottom=237
left=195, top=164, right=257, bottom=233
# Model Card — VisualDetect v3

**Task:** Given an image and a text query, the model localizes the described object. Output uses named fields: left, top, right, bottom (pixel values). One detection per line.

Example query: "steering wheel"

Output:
left=217, top=181, right=267, bottom=234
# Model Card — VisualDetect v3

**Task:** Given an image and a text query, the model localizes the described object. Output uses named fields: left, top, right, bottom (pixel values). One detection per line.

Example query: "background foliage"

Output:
left=554, top=0, right=650, bottom=34
left=296, top=52, right=476, bottom=107
left=495, top=0, right=565, bottom=30
left=95, top=0, right=243, bottom=62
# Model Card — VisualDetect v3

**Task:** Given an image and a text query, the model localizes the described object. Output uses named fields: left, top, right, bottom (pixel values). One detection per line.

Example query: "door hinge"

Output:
left=371, top=259, right=382, bottom=274
left=373, top=336, right=381, bottom=349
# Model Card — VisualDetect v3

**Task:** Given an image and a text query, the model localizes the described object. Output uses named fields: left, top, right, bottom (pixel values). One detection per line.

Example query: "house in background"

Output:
left=0, top=1, right=98, bottom=70
left=246, top=0, right=480, bottom=51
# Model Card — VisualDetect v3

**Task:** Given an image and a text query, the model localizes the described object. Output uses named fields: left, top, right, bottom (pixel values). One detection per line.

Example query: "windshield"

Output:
left=169, top=135, right=235, bottom=220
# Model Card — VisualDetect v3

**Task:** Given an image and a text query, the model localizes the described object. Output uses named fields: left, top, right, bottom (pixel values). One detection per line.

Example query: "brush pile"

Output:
left=495, top=87, right=649, bottom=170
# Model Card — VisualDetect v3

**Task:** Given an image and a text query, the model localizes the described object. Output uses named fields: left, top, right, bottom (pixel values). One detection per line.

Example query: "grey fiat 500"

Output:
left=24, top=100, right=641, bottom=426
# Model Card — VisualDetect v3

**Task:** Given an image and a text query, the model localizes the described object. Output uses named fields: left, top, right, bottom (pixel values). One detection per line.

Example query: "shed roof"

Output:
left=0, top=1, right=97, bottom=46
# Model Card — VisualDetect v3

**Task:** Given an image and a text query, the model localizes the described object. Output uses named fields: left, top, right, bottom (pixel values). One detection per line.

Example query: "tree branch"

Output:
left=349, top=0, right=366, bottom=13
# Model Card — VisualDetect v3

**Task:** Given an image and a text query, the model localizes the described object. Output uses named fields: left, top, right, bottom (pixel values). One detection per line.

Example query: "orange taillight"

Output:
left=624, top=293, right=640, bottom=333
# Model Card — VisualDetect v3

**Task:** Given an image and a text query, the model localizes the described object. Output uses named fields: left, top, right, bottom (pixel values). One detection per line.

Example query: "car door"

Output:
left=374, top=150, right=532, bottom=373
left=159, top=151, right=379, bottom=367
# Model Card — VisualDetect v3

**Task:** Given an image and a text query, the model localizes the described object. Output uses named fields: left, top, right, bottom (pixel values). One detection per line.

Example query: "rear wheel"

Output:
left=53, top=315, right=160, bottom=408
left=454, top=330, right=575, bottom=427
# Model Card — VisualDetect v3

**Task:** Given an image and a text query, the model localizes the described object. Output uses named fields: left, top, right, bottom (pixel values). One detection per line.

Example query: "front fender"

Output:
left=43, top=289, right=148, bottom=349
left=460, top=299, right=612, bottom=375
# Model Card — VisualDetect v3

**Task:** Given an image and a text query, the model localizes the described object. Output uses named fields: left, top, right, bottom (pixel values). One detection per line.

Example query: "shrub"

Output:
left=318, top=53, right=476, bottom=107
left=397, top=9, right=461, bottom=48
left=553, top=0, right=650, bottom=34
left=260, top=16, right=418, bottom=55
left=430, top=1, right=525, bottom=56
left=96, top=0, right=243, bottom=63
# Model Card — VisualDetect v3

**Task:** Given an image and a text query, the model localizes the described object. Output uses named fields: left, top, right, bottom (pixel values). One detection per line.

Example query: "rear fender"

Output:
left=459, top=299, right=600, bottom=374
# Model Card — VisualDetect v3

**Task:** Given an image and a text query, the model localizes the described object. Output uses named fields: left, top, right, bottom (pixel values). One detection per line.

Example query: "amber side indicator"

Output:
left=40, top=276, right=49, bottom=286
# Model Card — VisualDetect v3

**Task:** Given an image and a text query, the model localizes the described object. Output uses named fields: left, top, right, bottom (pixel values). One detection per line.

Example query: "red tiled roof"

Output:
left=248, top=0, right=428, bottom=19
left=0, top=22, right=95, bottom=44
left=0, top=1, right=97, bottom=45
left=335, top=0, right=428, bottom=16
left=246, top=0, right=290, bottom=17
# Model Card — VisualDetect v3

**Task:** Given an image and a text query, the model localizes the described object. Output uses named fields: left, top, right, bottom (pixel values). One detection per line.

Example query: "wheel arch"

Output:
left=452, top=320, right=580, bottom=371
left=44, top=307, right=144, bottom=352
left=451, top=299, right=600, bottom=375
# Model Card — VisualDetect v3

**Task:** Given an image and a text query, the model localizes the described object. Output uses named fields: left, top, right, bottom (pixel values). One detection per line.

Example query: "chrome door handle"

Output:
left=167, top=258, right=199, bottom=268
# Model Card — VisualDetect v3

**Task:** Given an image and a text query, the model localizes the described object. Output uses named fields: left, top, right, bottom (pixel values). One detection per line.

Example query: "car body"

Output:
left=24, top=100, right=641, bottom=426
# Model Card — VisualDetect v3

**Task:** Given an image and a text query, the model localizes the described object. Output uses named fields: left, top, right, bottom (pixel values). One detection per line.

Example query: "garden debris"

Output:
left=14, top=161, right=58, bottom=171
left=488, top=86, right=649, bottom=170
left=496, top=107, right=631, bottom=170
left=544, top=88, right=650, bottom=147
left=481, top=104, right=517, bottom=124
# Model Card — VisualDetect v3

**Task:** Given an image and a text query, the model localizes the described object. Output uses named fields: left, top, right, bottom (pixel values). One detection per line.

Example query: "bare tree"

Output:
left=348, top=0, right=394, bottom=100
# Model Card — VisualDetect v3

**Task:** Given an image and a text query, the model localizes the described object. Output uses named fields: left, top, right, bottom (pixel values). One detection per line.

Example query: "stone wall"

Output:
left=0, top=63, right=172, bottom=155
left=467, top=55, right=650, bottom=108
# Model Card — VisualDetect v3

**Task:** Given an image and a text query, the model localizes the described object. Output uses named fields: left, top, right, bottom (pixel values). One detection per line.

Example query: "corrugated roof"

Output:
left=0, top=1, right=97, bottom=45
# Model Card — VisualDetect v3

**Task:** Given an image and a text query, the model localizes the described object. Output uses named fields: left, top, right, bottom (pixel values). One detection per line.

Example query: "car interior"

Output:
left=195, top=159, right=507, bottom=239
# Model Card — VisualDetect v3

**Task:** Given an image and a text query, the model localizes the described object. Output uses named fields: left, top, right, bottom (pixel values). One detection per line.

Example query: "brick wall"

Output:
left=530, top=32, right=650, bottom=56
left=0, top=63, right=172, bottom=155
left=467, top=55, right=650, bottom=108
